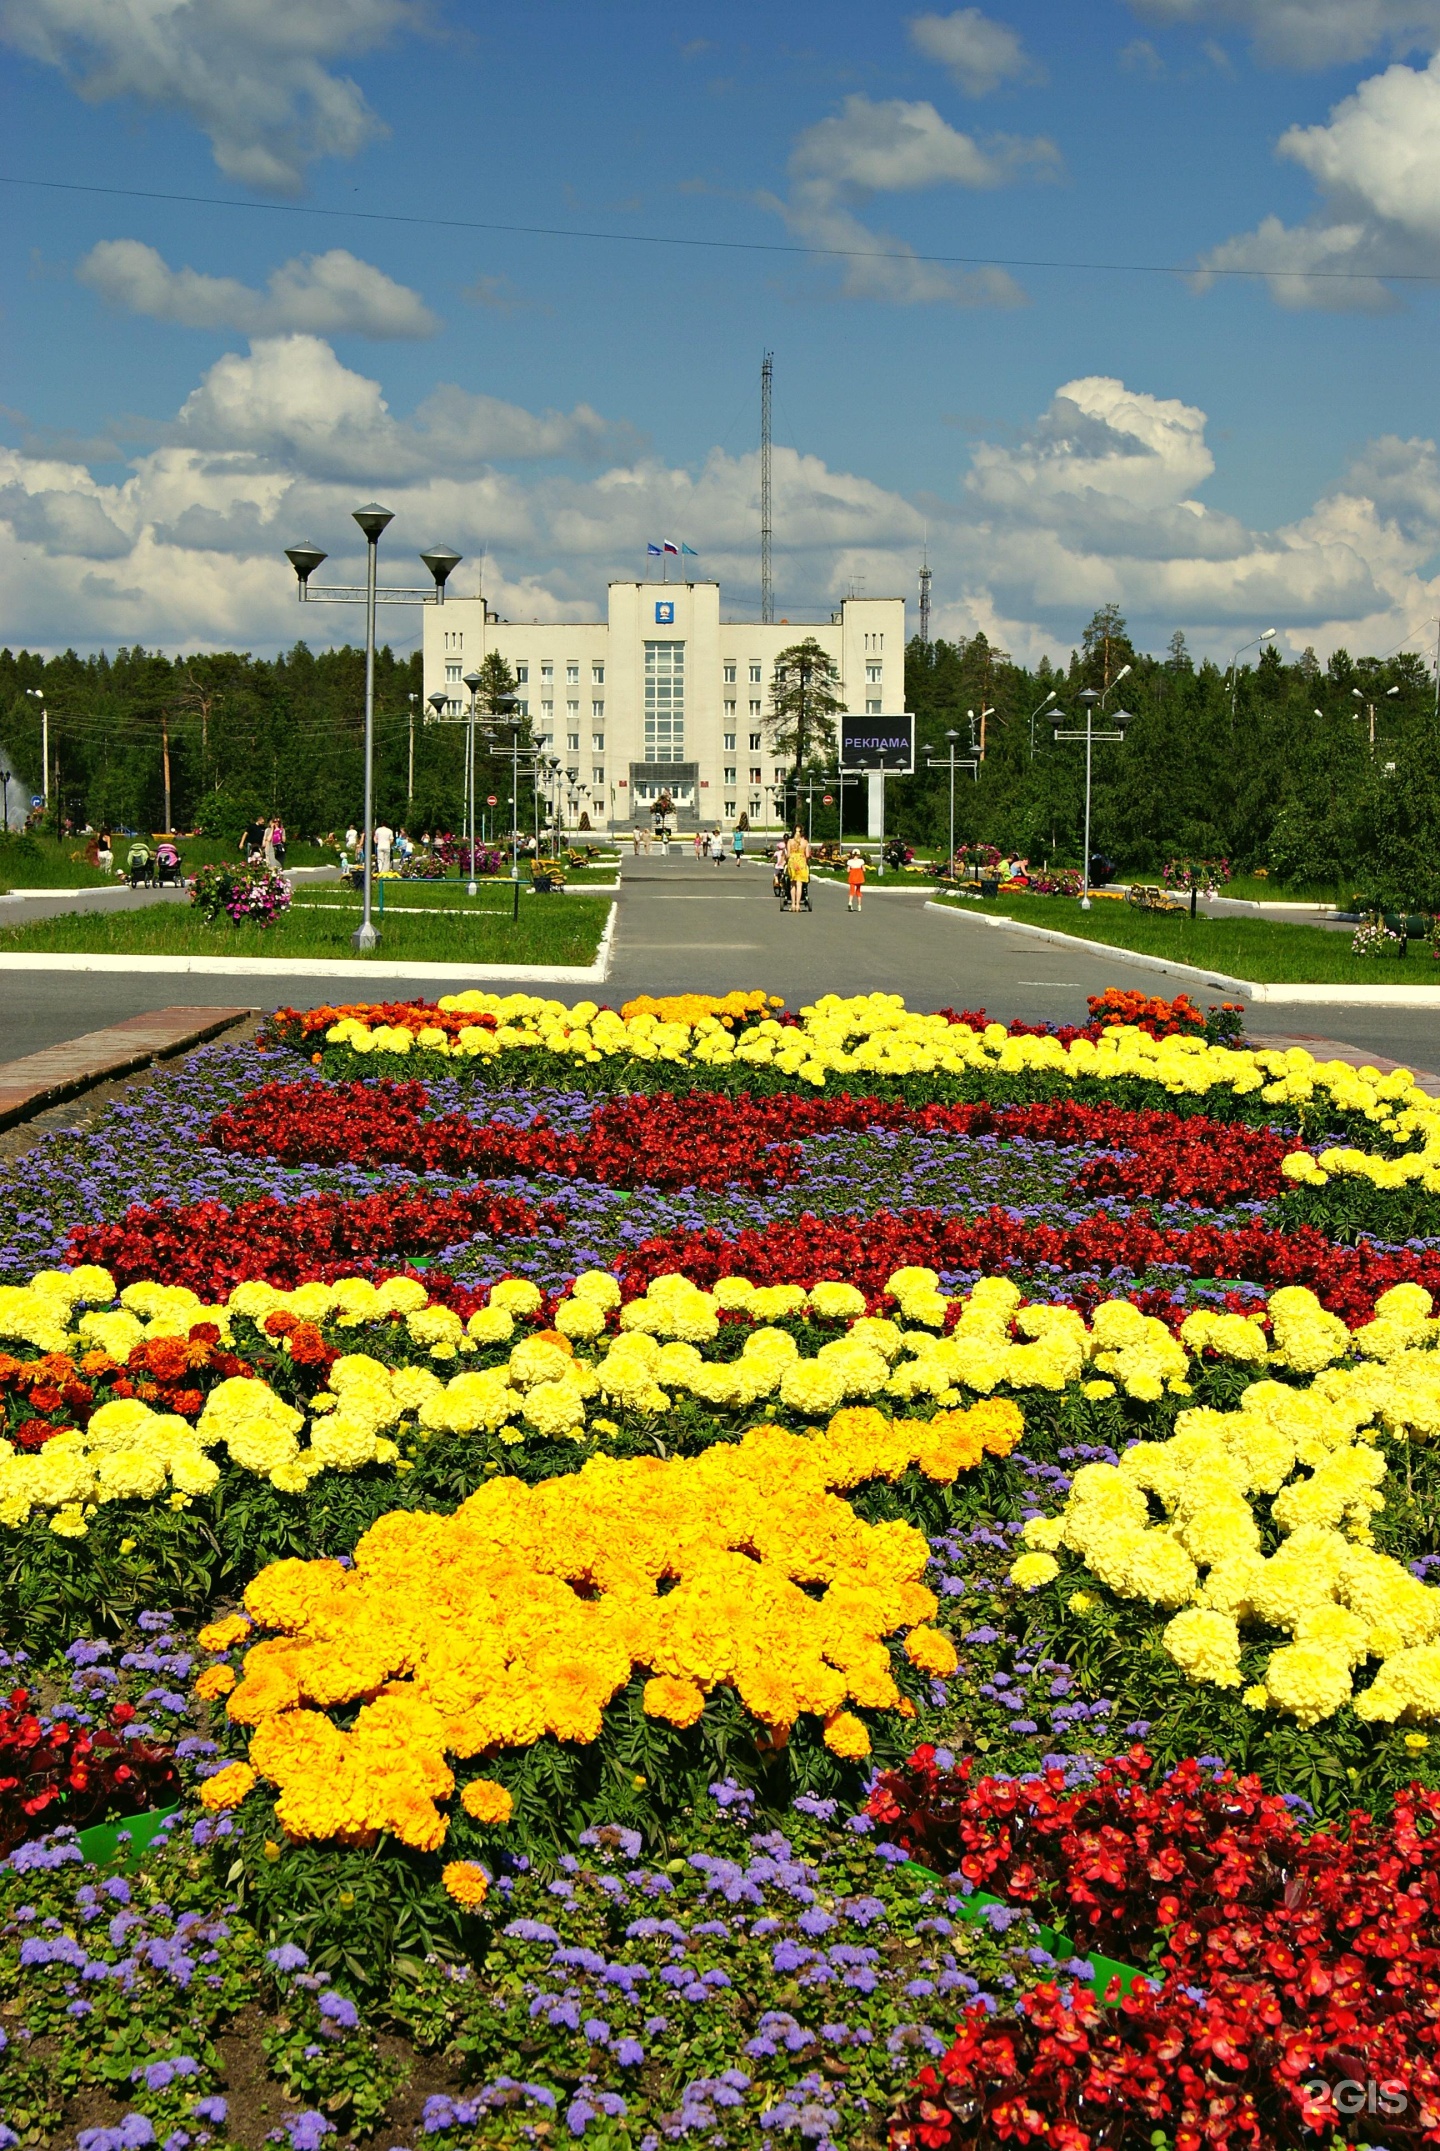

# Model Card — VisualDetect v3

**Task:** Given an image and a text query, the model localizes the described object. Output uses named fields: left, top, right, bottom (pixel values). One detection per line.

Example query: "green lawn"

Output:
left=0, top=894, right=612, bottom=966
left=0, top=834, right=115, bottom=890
left=932, top=889, right=1440, bottom=985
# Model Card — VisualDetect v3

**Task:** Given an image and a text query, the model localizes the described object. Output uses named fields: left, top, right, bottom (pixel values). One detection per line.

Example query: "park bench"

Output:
left=1126, top=883, right=1184, bottom=914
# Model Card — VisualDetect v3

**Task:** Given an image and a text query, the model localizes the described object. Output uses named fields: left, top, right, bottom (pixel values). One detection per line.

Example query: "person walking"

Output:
left=709, top=827, right=725, bottom=865
left=374, top=819, right=394, bottom=875
left=785, top=826, right=811, bottom=914
left=733, top=826, right=745, bottom=867
left=693, top=829, right=704, bottom=861
left=846, top=848, right=867, bottom=913
left=270, top=817, right=287, bottom=871
left=772, top=836, right=788, bottom=905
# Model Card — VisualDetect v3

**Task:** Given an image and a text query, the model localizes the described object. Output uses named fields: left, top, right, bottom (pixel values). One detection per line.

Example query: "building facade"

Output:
left=422, top=580, right=905, bottom=831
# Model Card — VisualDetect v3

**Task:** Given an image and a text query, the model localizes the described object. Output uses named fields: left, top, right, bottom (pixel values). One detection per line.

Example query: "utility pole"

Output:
left=407, top=692, right=416, bottom=815
left=760, top=351, right=773, bottom=624
left=918, top=558, right=931, bottom=647
left=160, top=705, right=172, bottom=833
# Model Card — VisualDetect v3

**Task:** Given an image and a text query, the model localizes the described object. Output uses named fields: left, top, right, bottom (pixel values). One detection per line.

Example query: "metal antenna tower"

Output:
left=760, top=350, right=773, bottom=623
left=918, top=556, right=932, bottom=646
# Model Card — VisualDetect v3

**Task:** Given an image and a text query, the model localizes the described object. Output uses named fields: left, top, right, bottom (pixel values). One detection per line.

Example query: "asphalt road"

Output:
left=0, top=854, right=1437, bottom=1071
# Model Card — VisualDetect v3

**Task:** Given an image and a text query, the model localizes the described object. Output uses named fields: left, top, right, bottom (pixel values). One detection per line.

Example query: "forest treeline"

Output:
left=2, top=604, right=1437, bottom=903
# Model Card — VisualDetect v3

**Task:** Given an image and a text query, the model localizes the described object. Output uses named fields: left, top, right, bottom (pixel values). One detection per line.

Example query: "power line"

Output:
left=2, top=170, right=1437, bottom=285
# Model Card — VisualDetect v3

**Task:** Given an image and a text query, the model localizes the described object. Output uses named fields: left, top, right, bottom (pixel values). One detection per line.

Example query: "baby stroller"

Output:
left=126, top=841, right=154, bottom=888
left=155, top=841, right=183, bottom=886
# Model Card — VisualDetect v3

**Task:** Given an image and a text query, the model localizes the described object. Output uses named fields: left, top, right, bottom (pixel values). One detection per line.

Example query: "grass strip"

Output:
left=0, top=896, right=611, bottom=965
left=933, top=889, right=1440, bottom=985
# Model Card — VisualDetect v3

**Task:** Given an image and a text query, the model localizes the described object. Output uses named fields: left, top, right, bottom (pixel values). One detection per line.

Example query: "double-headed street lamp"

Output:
left=284, top=507, right=461, bottom=951
left=1054, top=687, right=1132, bottom=910
left=1352, top=682, right=1400, bottom=748
left=923, top=727, right=980, bottom=877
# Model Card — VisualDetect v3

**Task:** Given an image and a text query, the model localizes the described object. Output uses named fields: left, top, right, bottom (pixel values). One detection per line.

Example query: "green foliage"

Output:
left=765, top=638, right=844, bottom=786
left=888, top=611, right=1438, bottom=901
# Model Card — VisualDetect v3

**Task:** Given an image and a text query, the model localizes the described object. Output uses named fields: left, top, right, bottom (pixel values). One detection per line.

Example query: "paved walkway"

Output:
left=0, top=854, right=1438, bottom=1073
left=0, top=1006, right=253, bottom=1128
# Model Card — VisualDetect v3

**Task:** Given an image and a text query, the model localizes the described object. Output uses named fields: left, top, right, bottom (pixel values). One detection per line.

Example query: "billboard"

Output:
left=840, top=711, right=915, bottom=773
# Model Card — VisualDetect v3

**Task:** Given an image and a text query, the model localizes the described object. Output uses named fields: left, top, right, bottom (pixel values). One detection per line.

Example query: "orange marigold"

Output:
left=642, top=1674, right=707, bottom=1729
left=199, top=1761, right=257, bottom=1811
left=195, top=1664, right=237, bottom=1702
left=442, top=1860, right=490, bottom=1909
left=198, top=1613, right=252, bottom=1653
left=822, top=1710, right=871, bottom=1760
left=460, top=1779, right=515, bottom=1825
left=904, top=1626, right=959, bottom=1677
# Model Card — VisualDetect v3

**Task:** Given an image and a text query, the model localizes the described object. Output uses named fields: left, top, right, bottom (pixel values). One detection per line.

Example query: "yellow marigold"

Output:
left=441, top=1860, right=490, bottom=1909
left=1009, top=1552, right=1060, bottom=1591
left=198, top=1613, right=252, bottom=1652
left=904, top=1626, right=959, bottom=1677
left=643, top=1674, right=707, bottom=1728
left=199, top=1761, right=257, bottom=1811
left=822, top=1710, right=871, bottom=1759
left=459, top=1778, right=515, bottom=1824
left=194, top=1664, right=237, bottom=1702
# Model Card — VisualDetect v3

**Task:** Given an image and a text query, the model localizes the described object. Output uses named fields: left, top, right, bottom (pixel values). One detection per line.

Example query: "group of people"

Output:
left=691, top=827, right=746, bottom=866
left=239, top=819, right=287, bottom=872
left=770, top=831, right=869, bottom=913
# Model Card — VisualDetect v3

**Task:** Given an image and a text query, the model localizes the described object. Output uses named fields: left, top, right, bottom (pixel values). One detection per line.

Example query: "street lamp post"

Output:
left=25, top=690, right=48, bottom=815
left=1028, top=689, right=1057, bottom=759
left=284, top=511, right=461, bottom=951
left=1352, top=682, right=1400, bottom=748
left=1227, top=629, right=1277, bottom=719
left=1053, top=690, right=1132, bottom=909
left=923, top=728, right=980, bottom=877
left=462, top=669, right=485, bottom=895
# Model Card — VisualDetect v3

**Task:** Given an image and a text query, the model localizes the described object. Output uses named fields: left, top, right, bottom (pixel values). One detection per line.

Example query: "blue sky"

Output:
left=6, top=0, right=1440, bottom=666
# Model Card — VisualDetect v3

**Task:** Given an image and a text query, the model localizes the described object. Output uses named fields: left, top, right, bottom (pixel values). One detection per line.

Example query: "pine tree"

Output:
left=765, top=639, right=844, bottom=808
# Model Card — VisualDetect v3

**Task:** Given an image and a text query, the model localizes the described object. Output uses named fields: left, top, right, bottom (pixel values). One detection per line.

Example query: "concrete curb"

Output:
left=924, top=900, right=1440, bottom=1006
left=0, top=1007, right=254, bottom=1130
left=0, top=902, right=618, bottom=987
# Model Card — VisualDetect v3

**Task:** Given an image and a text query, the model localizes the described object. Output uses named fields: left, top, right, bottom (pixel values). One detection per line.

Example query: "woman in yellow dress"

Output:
left=785, top=828, right=811, bottom=913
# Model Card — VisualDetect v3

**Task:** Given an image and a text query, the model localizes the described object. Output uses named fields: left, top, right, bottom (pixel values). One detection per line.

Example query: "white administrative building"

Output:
left=423, top=579, right=905, bottom=832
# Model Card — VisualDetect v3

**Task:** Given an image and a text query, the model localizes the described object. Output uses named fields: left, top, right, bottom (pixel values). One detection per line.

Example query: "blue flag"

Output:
left=681, top=543, right=698, bottom=557
left=646, top=542, right=663, bottom=556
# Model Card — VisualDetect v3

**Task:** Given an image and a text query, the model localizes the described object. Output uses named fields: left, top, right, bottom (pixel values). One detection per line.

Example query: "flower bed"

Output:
left=4, top=990, right=1440, bottom=2148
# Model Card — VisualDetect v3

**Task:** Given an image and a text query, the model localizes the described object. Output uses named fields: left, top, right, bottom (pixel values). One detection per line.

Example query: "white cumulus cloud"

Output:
left=771, top=94, right=1057, bottom=305
left=0, top=0, right=418, bottom=193
left=909, top=8, right=1038, bottom=95
left=1198, top=51, right=1440, bottom=306
left=3, top=349, right=1439, bottom=671
left=76, top=240, right=439, bottom=338
left=1126, top=0, right=1440, bottom=68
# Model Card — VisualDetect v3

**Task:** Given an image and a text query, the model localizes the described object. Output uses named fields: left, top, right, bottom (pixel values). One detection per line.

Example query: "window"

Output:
left=749, top=700, right=761, bottom=718
left=541, top=662, right=554, bottom=680
left=724, top=699, right=736, bottom=718
left=723, top=663, right=736, bottom=684
left=567, top=700, right=579, bottom=721
left=724, top=800, right=736, bottom=816
left=592, top=663, right=604, bottom=685
left=447, top=698, right=460, bottom=716
left=864, top=632, right=885, bottom=653
left=445, top=663, right=461, bottom=683
left=866, top=662, right=882, bottom=685
left=592, top=765, right=604, bottom=784
left=567, top=733, right=581, bottom=752
left=723, top=766, right=737, bottom=785
left=592, top=699, right=604, bottom=719
left=749, top=663, right=762, bottom=684
left=515, top=663, right=528, bottom=684
left=443, top=629, right=463, bottom=651
left=516, top=700, right=529, bottom=717
left=644, top=640, right=685, bottom=760
left=566, top=662, right=579, bottom=685
left=542, top=700, right=554, bottom=719
left=723, top=733, right=736, bottom=751
left=749, top=766, right=762, bottom=785
left=567, top=766, right=579, bottom=781
left=592, top=732, right=605, bottom=751
left=866, top=699, right=882, bottom=715
left=748, top=733, right=762, bottom=750
left=773, top=768, right=786, bottom=785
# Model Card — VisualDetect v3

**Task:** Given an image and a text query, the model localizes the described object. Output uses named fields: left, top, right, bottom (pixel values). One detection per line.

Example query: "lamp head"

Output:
left=284, top=544, right=327, bottom=587
left=352, top=502, right=394, bottom=542
left=1113, top=665, right=1132, bottom=686
left=1111, top=706, right=1134, bottom=733
left=1261, top=627, right=1277, bottom=641
left=1078, top=686, right=1100, bottom=705
left=1353, top=687, right=1363, bottom=699
left=462, top=670, right=483, bottom=693
left=1313, top=708, right=1324, bottom=720
left=427, top=690, right=448, bottom=715
left=420, top=545, right=462, bottom=590
left=1387, top=684, right=1401, bottom=696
